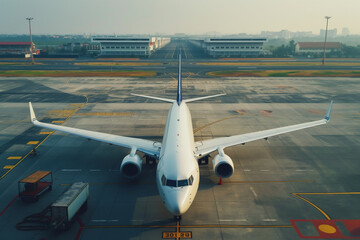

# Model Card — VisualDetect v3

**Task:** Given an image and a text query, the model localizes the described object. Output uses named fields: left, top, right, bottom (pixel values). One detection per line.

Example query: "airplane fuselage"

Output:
left=156, top=102, right=199, bottom=216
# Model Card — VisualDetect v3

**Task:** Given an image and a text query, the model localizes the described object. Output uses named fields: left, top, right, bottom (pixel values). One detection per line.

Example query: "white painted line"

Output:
left=250, top=186, right=258, bottom=199
left=263, top=219, right=277, bottom=222
left=295, top=169, right=313, bottom=172
left=61, top=169, right=82, bottom=172
left=90, top=169, right=102, bottom=172
left=260, top=169, right=269, bottom=172
left=131, top=220, right=144, bottom=222
left=220, top=219, right=247, bottom=222
left=243, top=169, right=251, bottom=172
left=108, top=220, right=119, bottom=222
left=92, top=220, right=107, bottom=222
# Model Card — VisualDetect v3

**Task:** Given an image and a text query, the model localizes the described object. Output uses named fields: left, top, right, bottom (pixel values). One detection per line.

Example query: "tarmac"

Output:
left=0, top=74, right=359, bottom=239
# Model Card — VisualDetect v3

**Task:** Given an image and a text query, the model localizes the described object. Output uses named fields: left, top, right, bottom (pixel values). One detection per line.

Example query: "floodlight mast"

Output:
left=322, top=16, right=331, bottom=65
left=26, top=17, right=35, bottom=65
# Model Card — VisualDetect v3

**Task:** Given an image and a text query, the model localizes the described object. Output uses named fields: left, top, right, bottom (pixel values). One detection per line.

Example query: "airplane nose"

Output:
left=166, top=190, right=189, bottom=216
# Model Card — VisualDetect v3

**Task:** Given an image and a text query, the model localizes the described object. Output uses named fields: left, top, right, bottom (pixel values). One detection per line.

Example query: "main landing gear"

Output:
left=174, top=215, right=182, bottom=221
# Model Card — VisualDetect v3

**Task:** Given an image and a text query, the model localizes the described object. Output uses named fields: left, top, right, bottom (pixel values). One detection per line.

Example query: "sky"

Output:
left=1, top=0, right=359, bottom=35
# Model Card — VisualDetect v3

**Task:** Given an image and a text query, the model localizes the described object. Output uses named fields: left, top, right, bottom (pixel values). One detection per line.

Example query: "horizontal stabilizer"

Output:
left=184, top=93, right=226, bottom=103
left=131, top=93, right=175, bottom=103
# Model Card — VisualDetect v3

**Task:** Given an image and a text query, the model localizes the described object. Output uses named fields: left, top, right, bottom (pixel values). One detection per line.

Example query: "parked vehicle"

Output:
left=18, top=171, right=53, bottom=202
left=51, top=182, right=89, bottom=231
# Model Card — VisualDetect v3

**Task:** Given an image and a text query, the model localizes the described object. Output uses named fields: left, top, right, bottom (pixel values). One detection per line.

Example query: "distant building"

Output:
left=320, top=28, right=337, bottom=38
left=295, top=42, right=341, bottom=54
left=342, top=28, right=350, bottom=36
left=0, top=42, right=34, bottom=55
left=91, top=37, right=170, bottom=57
left=201, top=38, right=267, bottom=57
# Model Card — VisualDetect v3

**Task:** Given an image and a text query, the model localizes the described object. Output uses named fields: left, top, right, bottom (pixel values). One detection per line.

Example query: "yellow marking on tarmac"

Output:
left=76, top=112, right=134, bottom=117
left=27, top=141, right=39, bottom=145
left=84, top=224, right=293, bottom=229
left=0, top=94, right=89, bottom=180
left=7, top=156, right=22, bottom=160
left=293, top=191, right=360, bottom=220
left=318, top=224, right=337, bottom=234
left=3, top=165, right=14, bottom=170
left=51, top=120, right=65, bottom=123
left=40, top=132, right=54, bottom=135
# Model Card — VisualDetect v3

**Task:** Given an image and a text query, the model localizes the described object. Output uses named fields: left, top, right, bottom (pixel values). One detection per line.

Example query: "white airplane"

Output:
left=29, top=54, right=333, bottom=219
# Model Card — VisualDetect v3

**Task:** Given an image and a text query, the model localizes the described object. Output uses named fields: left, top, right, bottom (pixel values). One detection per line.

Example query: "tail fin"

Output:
left=177, top=53, right=182, bottom=105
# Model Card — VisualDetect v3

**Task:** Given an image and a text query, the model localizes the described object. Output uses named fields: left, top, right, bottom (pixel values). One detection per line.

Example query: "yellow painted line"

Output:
left=84, top=224, right=293, bottom=229
left=27, top=141, right=39, bottom=145
left=3, top=165, right=14, bottom=170
left=51, top=120, right=65, bottom=123
left=40, top=131, right=54, bottom=135
left=292, top=193, right=330, bottom=220
left=292, top=192, right=360, bottom=221
left=7, top=156, right=22, bottom=160
left=0, top=94, right=89, bottom=180
left=76, top=112, right=134, bottom=116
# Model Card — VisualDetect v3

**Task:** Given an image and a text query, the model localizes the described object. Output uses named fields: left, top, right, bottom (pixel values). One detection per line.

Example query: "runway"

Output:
left=0, top=75, right=359, bottom=239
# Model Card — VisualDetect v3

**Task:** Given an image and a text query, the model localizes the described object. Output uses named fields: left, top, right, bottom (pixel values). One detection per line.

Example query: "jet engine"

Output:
left=212, top=152, right=234, bottom=178
left=120, top=153, right=142, bottom=178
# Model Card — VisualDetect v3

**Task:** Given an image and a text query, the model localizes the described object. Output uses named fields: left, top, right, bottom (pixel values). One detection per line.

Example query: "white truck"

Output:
left=51, top=182, right=89, bottom=231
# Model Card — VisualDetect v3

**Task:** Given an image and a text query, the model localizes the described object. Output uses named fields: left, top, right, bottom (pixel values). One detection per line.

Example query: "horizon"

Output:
left=1, top=0, right=360, bottom=35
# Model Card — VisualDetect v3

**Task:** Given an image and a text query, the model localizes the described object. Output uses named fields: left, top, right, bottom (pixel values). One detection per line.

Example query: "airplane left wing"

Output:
left=195, top=101, right=333, bottom=157
left=29, top=102, right=161, bottom=157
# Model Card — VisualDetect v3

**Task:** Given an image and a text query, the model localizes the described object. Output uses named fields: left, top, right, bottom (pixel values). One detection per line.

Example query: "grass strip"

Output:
left=0, top=70, right=156, bottom=77
left=208, top=70, right=360, bottom=77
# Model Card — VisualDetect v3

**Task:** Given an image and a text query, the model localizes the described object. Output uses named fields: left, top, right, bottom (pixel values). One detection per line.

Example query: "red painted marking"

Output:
left=75, top=218, right=84, bottom=240
left=0, top=195, right=18, bottom=217
left=291, top=219, right=360, bottom=239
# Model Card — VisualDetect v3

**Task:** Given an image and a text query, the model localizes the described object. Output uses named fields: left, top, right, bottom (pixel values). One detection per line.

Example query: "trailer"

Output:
left=51, top=182, right=89, bottom=231
left=18, top=171, right=53, bottom=202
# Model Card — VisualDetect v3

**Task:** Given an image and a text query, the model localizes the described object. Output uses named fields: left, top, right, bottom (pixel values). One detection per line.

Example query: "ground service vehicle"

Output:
left=51, top=182, right=89, bottom=231
left=18, top=171, right=53, bottom=202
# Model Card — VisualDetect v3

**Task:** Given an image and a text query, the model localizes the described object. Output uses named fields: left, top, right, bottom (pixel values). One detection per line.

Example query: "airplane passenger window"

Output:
left=178, top=179, right=188, bottom=187
left=166, top=179, right=177, bottom=187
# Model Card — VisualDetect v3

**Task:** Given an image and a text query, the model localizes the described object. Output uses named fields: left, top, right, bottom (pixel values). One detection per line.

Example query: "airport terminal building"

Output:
left=91, top=37, right=170, bottom=57
left=192, top=38, right=267, bottom=57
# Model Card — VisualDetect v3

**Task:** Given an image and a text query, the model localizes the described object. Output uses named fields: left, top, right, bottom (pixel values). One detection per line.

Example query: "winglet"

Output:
left=324, top=100, right=333, bottom=122
left=29, top=102, right=37, bottom=123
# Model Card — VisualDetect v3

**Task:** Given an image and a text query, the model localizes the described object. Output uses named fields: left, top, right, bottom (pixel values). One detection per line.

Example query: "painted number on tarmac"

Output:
left=162, top=231, right=192, bottom=239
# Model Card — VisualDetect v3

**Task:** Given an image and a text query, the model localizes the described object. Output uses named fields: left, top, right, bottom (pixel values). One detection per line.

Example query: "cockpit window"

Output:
left=161, top=175, right=166, bottom=186
left=188, top=175, right=194, bottom=185
left=166, top=179, right=177, bottom=187
left=178, top=179, right=188, bottom=187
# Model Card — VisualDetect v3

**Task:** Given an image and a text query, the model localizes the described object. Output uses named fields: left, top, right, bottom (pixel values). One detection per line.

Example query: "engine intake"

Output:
left=212, top=153, right=234, bottom=178
left=120, top=153, right=142, bottom=178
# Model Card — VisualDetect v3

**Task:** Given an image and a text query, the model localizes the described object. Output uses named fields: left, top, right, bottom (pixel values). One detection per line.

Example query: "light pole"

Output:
left=26, top=17, right=35, bottom=64
left=322, top=16, right=331, bottom=65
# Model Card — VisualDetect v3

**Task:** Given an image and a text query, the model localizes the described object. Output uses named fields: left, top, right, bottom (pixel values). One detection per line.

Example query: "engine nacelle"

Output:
left=212, top=153, right=234, bottom=178
left=120, top=154, right=142, bottom=178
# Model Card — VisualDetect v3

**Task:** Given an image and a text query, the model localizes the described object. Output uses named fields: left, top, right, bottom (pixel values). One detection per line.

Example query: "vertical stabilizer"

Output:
left=177, top=53, right=182, bottom=105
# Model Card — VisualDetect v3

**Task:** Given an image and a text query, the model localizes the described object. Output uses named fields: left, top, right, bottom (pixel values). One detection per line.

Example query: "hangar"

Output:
left=91, top=37, right=170, bottom=57
left=190, top=38, right=267, bottom=57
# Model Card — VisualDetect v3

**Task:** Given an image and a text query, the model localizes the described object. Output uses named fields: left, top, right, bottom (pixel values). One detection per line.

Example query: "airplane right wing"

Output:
left=29, top=102, right=161, bottom=157
left=195, top=101, right=333, bottom=157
